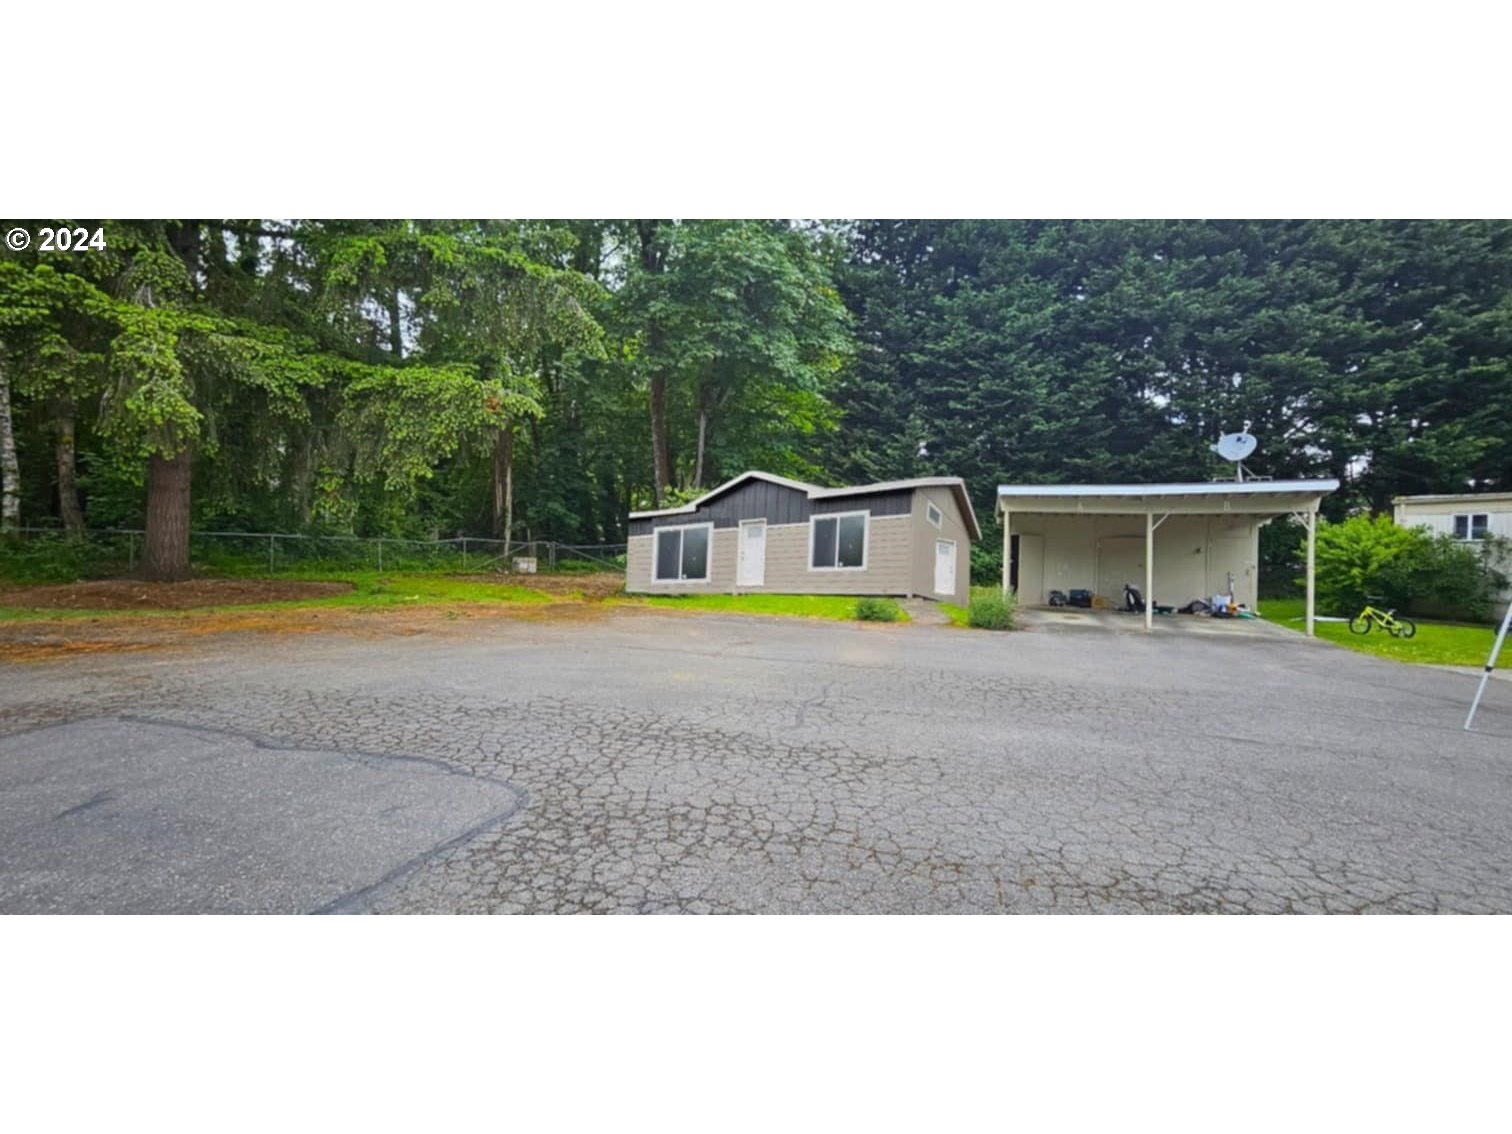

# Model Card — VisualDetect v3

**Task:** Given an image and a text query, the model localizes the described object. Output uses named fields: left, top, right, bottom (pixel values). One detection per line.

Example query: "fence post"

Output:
left=268, top=534, right=276, bottom=574
left=462, top=537, right=468, bottom=572
left=128, top=532, right=136, bottom=569
left=550, top=542, right=557, bottom=570
left=377, top=538, right=383, bottom=573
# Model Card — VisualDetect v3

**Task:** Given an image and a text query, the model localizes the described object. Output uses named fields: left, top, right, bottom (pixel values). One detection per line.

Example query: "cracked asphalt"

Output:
left=2, top=608, right=1510, bottom=913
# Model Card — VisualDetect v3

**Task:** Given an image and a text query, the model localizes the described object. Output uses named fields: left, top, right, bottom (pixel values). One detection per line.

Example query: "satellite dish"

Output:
left=1211, top=432, right=1257, bottom=462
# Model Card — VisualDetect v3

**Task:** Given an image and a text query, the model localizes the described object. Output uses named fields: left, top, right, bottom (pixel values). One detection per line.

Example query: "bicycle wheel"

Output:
left=1395, top=617, right=1417, bottom=639
left=1349, top=613, right=1372, bottom=634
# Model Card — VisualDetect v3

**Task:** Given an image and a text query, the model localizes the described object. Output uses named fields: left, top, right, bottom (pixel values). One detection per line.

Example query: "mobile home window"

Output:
left=810, top=512, right=867, bottom=569
left=653, top=524, right=712, bottom=582
left=1453, top=513, right=1489, bottom=540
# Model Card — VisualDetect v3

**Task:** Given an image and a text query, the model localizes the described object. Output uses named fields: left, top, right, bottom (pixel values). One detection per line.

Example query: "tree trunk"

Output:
left=54, top=400, right=85, bottom=536
left=649, top=371, right=671, bottom=506
left=491, top=423, right=515, bottom=545
left=388, top=288, right=404, bottom=359
left=0, top=354, right=18, bottom=534
left=140, top=451, right=192, bottom=581
left=694, top=406, right=708, bottom=490
left=503, top=426, right=514, bottom=559
left=636, top=221, right=673, bottom=507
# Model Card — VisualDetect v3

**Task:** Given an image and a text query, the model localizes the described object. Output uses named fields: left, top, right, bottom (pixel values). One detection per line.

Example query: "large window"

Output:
left=653, top=523, right=712, bottom=582
left=810, top=511, right=867, bottom=570
left=1453, top=513, right=1490, bottom=541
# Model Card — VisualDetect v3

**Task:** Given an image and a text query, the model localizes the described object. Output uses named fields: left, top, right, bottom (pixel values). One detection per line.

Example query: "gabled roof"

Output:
left=812, top=477, right=982, bottom=539
left=627, top=471, right=817, bottom=521
left=630, top=470, right=983, bottom=540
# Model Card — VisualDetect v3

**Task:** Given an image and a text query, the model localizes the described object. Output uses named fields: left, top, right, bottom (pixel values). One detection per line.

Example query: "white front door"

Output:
left=934, top=538, right=957, bottom=596
left=738, top=520, right=767, bottom=586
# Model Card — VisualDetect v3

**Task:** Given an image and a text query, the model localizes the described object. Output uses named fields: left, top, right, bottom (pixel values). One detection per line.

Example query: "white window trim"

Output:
left=926, top=500, right=944, bottom=529
left=651, top=521, right=715, bottom=584
left=808, top=510, right=870, bottom=572
left=1453, top=512, right=1490, bottom=541
left=933, top=537, right=957, bottom=595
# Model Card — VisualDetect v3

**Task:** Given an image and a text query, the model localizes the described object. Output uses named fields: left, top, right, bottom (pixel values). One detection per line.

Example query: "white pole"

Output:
left=1144, top=511, right=1154, bottom=632
left=1305, top=509, right=1317, bottom=638
left=1464, top=602, right=1512, bottom=731
left=1001, top=505, right=1012, bottom=596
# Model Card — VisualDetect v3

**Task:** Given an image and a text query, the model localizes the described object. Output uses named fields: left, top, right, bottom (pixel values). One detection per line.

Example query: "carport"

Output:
left=996, top=480, right=1340, bottom=634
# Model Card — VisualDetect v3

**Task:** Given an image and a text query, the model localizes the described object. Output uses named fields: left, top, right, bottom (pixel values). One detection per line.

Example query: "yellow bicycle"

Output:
left=1350, top=597, right=1417, bottom=639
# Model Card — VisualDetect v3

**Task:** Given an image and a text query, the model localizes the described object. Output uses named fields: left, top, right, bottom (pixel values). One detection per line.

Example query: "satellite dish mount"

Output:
left=1210, top=422, right=1258, bottom=482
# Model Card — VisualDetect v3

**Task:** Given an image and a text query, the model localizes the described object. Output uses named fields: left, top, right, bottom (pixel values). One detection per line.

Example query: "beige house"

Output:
left=626, top=471, right=981, bottom=604
left=997, top=479, right=1340, bottom=633
left=1393, top=492, right=1512, bottom=620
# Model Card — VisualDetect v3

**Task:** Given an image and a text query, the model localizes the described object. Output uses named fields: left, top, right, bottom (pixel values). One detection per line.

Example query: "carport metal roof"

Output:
left=994, top=479, right=1340, bottom=635
left=995, top=479, right=1339, bottom=517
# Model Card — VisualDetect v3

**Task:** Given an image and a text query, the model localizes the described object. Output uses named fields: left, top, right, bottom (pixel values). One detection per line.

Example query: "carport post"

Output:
left=1305, top=508, right=1317, bottom=638
left=1144, top=511, right=1154, bottom=631
left=1001, top=505, right=1012, bottom=595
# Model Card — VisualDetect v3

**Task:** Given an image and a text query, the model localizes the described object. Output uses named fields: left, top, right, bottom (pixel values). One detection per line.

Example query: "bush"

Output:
left=1306, top=514, right=1508, bottom=621
left=855, top=596, right=904, bottom=622
left=966, top=585, right=1017, bottom=630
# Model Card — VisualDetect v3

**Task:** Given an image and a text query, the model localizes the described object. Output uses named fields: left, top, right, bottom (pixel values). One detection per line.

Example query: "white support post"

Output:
left=1465, top=602, right=1512, bottom=731
left=1305, top=508, right=1317, bottom=638
left=1001, top=506, right=1012, bottom=596
left=1144, top=511, right=1154, bottom=631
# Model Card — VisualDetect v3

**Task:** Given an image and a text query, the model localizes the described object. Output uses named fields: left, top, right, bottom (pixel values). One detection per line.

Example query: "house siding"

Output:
left=626, top=514, right=914, bottom=595
left=908, top=488, right=973, bottom=605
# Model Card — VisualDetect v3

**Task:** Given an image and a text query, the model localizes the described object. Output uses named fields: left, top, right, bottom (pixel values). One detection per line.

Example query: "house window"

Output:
left=1453, top=513, right=1490, bottom=541
left=653, top=523, right=712, bottom=582
left=810, top=511, right=867, bottom=570
left=926, top=501, right=943, bottom=528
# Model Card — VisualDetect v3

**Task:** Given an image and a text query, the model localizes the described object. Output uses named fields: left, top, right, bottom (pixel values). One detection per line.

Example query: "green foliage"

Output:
left=618, top=592, right=889, bottom=621
left=966, top=585, right=1017, bottom=630
left=854, top=596, right=903, bottom=622
left=1308, top=514, right=1508, bottom=620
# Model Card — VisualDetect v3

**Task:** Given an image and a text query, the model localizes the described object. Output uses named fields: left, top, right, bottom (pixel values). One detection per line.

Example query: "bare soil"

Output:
left=0, top=577, right=353, bottom=611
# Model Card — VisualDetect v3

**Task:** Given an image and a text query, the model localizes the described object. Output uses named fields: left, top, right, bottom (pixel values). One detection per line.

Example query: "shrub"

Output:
left=855, top=596, right=903, bottom=622
left=1305, top=514, right=1508, bottom=621
left=966, top=585, right=1017, bottom=630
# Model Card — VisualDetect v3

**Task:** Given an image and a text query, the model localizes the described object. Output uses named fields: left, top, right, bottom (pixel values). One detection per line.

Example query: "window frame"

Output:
left=650, top=521, right=715, bottom=584
left=808, top=509, right=870, bottom=572
left=1453, top=512, right=1490, bottom=541
left=926, top=500, right=944, bottom=529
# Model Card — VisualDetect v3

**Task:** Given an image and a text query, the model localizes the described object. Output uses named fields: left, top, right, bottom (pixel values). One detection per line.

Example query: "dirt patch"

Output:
left=458, top=572, right=625, bottom=601
left=0, top=578, right=354, bottom=611
left=0, top=598, right=615, bottom=663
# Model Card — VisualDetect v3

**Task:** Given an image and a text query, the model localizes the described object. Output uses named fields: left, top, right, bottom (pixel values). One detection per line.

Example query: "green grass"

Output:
left=1260, top=597, right=1506, bottom=668
left=0, top=572, right=553, bottom=622
left=612, top=592, right=909, bottom=622
left=938, top=602, right=970, bottom=628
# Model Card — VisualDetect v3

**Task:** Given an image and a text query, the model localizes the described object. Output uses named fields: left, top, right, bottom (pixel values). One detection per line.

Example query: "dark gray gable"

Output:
left=629, top=480, right=913, bottom=535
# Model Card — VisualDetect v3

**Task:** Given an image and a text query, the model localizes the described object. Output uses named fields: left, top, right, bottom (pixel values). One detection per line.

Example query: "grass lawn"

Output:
left=611, top=592, right=906, bottom=622
left=0, top=572, right=553, bottom=622
left=938, top=602, right=970, bottom=628
left=1260, top=597, right=1506, bottom=669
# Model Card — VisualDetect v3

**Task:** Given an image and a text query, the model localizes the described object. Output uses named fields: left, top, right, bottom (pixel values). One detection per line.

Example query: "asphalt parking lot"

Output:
left=2, top=609, right=1509, bottom=913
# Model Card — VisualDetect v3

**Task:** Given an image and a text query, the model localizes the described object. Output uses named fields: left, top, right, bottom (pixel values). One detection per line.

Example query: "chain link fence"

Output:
left=1, top=527, right=627, bottom=583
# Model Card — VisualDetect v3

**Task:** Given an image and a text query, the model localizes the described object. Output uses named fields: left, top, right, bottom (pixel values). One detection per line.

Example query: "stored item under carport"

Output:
left=1068, top=588, right=1093, bottom=608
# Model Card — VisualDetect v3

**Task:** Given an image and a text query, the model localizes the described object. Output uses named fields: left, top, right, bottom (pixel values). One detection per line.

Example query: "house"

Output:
left=1392, top=492, right=1512, bottom=620
left=996, top=479, right=1340, bottom=633
left=626, top=471, right=981, bottom=604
